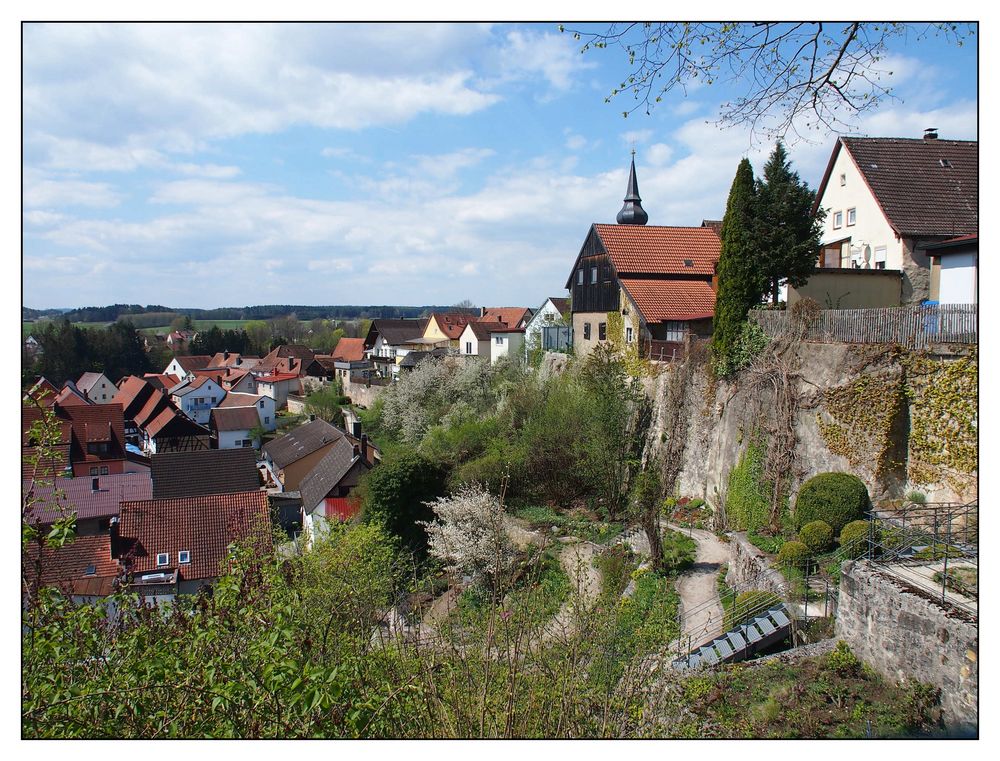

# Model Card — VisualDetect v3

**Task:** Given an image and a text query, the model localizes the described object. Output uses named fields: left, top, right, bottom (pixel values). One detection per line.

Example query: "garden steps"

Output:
left=670, top=604, right=792, bottom=671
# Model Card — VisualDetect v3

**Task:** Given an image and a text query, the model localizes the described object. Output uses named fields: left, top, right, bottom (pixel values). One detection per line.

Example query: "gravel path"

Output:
left=666, top=524, right=730, bottom=648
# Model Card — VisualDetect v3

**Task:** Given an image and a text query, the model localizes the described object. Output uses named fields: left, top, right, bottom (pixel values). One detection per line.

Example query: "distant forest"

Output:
left=23, top=304, right=460, bottom=323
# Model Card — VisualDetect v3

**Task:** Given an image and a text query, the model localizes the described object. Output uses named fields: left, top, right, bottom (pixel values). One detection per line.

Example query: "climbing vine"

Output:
left=817, top=370, right=904, bottom=478
left=606, top=306, right=651, bottom=378
left=903, top=349, right=977, bottom=489
left=724, top=439, right=770, bottom=533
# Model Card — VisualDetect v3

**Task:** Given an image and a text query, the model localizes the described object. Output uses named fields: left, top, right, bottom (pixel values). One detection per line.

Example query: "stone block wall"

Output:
left=836, top=560, right=977, bottom=732
left=725, top=533, right=789, bottom=598
left=344, top=377, right=388, bottom=409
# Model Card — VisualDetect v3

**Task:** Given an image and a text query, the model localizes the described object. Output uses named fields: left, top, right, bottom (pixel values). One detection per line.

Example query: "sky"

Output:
left=21, top=20, right=979, bottom=311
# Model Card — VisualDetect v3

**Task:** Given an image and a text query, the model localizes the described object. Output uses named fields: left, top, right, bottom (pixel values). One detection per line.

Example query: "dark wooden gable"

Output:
left=565, top=225, right=620, bottom=314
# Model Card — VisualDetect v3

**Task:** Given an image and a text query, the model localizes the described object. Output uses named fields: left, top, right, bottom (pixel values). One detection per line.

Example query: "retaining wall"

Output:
left=836, top=560, right=977, bottom=733
left=725, top=533, right=789, bottom=598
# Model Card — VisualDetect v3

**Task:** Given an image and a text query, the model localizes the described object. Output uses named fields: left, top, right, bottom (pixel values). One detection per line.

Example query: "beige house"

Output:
left=812, top=132, right=977, bottom=305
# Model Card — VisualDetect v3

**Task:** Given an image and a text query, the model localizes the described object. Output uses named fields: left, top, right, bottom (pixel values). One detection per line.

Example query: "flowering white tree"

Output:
left=421, top=484, right=516, bottom=592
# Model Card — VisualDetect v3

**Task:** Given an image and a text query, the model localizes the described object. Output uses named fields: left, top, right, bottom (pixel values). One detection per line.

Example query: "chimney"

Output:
left=309, top=414, right=316, bottom=422
left=361, top=434, right=369, bottom=462
left=351, top=421, right=362, bottom=438
left=92, top=477, right=100, bottom=492
left=353, top=444, right=361, bottom=457
left=480, top=307, right=487, bottom=317
left=924, top=127, right=939, bottom=141
left=223, top=350, right=230, bottom=361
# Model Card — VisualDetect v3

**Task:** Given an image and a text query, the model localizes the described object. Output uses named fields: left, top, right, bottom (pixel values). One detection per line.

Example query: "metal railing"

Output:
left=639, top=339, right=685, bottom=362
left=751, top=304, right=977, bottom=349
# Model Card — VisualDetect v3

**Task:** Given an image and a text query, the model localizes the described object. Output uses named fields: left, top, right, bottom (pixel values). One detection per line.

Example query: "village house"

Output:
left=217, top=392, right=276, bottom=431
left=298, top=433, right=373, bottom=542
left=116, top=491, right=271, bottom=602
left=210, top=406, right=262, bottom=449
left=23, top=402, right=128, bottom=479
left=142, top=373, right=183, bottom=394
left=76, top=371, right=118, bottom=404
left=23, top=534, right=121, bottom=604
left=489, top=325, right=526, bottom=363
left=458, top=321, right=492, bottom=360
left=115, top=376, right=211, bottom=454
left=422, top=313, right=477, bottom=351
left=567, top=158, right=721, bottom=360
left=316, top=337, right=369, bottom=387
left=165, top=329, right=198, bottom=352
left=363, top=318, right=430, bottom=379
left=810, top=130, right=978, bottom=306
left=261, top=418, right=348, bottom=492
left=164, top=355, right=213, bottom=379
left=24, top=376, right=59, bottom=406
left=523, top=297, right=571, bottom=355
left=169, top=375, right=226, bottom=425
left=54, top=380, right=92, bottom=406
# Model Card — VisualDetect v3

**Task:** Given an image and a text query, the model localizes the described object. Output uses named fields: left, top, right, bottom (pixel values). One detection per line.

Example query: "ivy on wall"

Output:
left=725, top=439, right=771, bottom=533
left=606, top=302, right=651, bottom=378
left=817, top=370, right=904, bottom=478
left=903, top=349, right=977, bottom=489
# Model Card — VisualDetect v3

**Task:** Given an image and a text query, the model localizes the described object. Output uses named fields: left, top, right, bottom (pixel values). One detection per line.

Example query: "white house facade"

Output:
left=489, top=328, right=525, bottom=364
left=170, top=377, right=225, bottom=425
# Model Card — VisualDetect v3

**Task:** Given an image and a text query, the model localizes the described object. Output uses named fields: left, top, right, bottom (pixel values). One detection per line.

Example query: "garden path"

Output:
left=665, top=523, right=729, bottom=649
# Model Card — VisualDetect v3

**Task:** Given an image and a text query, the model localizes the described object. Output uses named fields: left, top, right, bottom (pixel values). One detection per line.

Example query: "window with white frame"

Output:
left=833, top=211, right=843, bottom=229
left=591, top=267, right=598, bottom=284
left=178, top=550, right=191, bottom=564
left=577, top=269, right=584, bottom=285
left=663, top=321, right=686, bottom=342
left=874, top=246, right=887, bottom=270
left=847, top=208, right=856, bottom=226
left=156, top=553, right=169, bottom=567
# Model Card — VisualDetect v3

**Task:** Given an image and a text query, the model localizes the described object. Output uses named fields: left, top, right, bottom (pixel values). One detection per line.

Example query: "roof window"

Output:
left=683, top=259, right=694, bottom=268
left=156, top=553, right=169, bottom=567
left=179, top=550, right=191, bottom=564
left=84, top=564, right=96, bottom=576
left=939, top=158, right=952, bottom=168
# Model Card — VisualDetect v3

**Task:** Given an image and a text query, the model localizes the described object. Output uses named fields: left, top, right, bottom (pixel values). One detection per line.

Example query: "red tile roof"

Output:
left=429, top=312, right=478, bottom=340
left=24, top=377, right=59, bottom=406
left=816, top=137, right=978, bottom=238
left=619, top=278, right=717, bottom=322
left=23, top=534, right=121, bottom=597
left=118, top=491, right=272, bottom=581
left=171, top=355, right=213, bottom=373
left=329, top=337, right=366, bottom=362
left=593, top=224, right=721, bottom=276
left=55, top=385, right=93, bottom=406
left=462, top=321, right=493, bottom=341
left=218, top=392, right=268, bottom=409
left=479, top=308, right=532, bottom=329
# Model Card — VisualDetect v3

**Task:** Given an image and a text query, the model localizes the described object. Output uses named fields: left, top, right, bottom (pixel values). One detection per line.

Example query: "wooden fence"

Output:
left=750, top=304, right=977, bottom=350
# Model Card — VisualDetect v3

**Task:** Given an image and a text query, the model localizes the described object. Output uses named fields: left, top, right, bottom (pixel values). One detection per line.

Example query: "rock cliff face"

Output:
left=644, top=340, right=976, bottom=514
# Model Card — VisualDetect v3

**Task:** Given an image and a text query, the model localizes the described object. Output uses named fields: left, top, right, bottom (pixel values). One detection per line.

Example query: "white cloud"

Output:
left=621, top=129, right=653, bottom=146
left=646, top=143, right=674, bottom=166
left=494, top=27, right=594, bottom=93
left=23, top=172, right=122, bottom=209
left=565, top=133, right=587, bottom=151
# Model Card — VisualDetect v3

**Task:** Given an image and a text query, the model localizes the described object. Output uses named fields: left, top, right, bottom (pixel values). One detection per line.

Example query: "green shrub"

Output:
left=798, top=520, right=834, bottom=553
left=777, top=540, right=810, bottom=569
left=826, top=641, right=861, bottom=676
left=724, top=590, right=782, bottom=630
left=905, top=491, right=927, bottom=504
left=794, top=473, right=870, bottom=533
left=838, top=520, right=870, bottom=556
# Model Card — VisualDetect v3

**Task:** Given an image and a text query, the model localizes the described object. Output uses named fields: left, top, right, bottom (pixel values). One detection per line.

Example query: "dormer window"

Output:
left=178, top=550, right=191, bottom=564
left=156, top=553, right=169, bottom=567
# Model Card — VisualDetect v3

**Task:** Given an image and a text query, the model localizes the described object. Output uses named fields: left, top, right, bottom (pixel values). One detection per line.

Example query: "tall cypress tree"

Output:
left=756, top=142, right=825, bottom=304
left=712, top=158, right=764, bottom=373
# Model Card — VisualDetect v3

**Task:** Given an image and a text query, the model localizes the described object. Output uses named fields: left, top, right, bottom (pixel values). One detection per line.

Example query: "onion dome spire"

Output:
left=616, top=151, right=648, bottom=225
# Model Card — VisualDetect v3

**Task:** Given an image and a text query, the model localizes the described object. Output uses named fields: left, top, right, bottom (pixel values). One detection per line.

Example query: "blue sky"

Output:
left=22, top=21, right=978, bottom=310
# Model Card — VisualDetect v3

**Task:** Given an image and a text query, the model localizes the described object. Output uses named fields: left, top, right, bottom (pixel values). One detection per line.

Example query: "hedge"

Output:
left=838, top=520, right=870, bottom=556
left=794, top=472, right=870, bottom=534
left=798, top=520, right=834, bottom=553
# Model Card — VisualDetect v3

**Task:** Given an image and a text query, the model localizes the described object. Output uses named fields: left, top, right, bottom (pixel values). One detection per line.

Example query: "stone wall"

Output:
left=344, top=377, right=388, bottom=409
left=725, top=533, right=789, bottom=598
left=836, top=560, right=977, bottom=732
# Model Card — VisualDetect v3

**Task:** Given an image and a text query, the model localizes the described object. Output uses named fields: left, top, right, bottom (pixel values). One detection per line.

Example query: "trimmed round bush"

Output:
left=798, top=520, right=834, bottom=553
left=839, top=519, right=870, bottom=556
left=777, top=540, right=810, bottom=569
left=794, top=472, right=870, bottom=534
left=724, top=590, right=782, bottom=630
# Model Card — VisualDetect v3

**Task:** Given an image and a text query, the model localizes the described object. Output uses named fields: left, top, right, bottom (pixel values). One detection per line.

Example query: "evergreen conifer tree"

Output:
left=756, top=142, right=825, bottom=303
left=712, top=158, right=763, bottom=374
